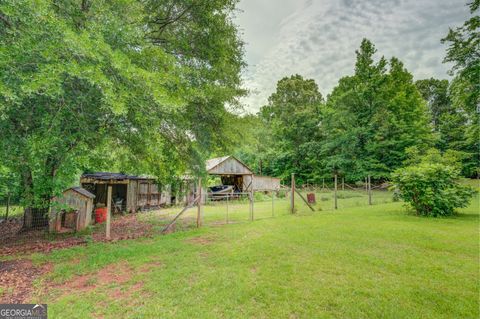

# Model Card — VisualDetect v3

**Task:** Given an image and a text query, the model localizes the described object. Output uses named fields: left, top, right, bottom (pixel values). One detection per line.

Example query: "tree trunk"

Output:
left=22, top=168, right=50, bottom=229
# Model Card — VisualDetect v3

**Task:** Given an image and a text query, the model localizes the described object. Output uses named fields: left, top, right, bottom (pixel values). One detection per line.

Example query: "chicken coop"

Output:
left=49, top=187, right=95, bottom=232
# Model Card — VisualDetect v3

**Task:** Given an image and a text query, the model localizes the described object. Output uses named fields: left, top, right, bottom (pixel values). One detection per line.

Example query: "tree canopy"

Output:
left=0, top=0, right=244, bottom=212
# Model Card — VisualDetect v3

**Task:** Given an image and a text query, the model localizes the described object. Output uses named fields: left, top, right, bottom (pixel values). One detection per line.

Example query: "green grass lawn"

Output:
left=23, top=190, right=479, bottom=319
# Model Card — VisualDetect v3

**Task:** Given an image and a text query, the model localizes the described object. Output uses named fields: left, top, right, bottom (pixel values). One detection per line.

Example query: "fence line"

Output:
left=0, top=176, right=397, bottom=249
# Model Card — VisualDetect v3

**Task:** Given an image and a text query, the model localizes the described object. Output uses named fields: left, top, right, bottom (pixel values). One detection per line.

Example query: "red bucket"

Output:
left=95, top=207, right=108, bottom=223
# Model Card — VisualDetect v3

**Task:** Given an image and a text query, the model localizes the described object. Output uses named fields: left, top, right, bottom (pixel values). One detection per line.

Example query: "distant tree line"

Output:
left=233, top=1, right=479, bottom=185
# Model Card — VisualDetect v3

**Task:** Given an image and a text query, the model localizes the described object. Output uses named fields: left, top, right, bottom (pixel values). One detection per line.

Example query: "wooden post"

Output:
left=368, top=175, right=372, bottom=205
left=342, top=178, right=345, bottom=191
left=250, top=174, right=254, bottom=221
left=106, top=185, right=112, bottom=240
left=322, top=178, right=325, bottom=190
left=291, top=173, right=295, bottom=214
left=334, top=174, right=338, bottom=210
left=197, top=178, right=202, bottom=228
left=147, top=182, right=151, bottom=208
left=271, top=191, right=274, bottom=217
left=226, top=193, right=229, bottom=224
left=5, top=193, right=10, bottom=219
left=365, top=177, right=368, bottom=192
left=295, top=189, right=315, bottom=212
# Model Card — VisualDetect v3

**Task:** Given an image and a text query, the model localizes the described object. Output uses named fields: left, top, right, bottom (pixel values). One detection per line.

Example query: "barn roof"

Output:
left=81, top=172, right=151, bottom=181
left=206, top=155, right=253, bottom=175
left=206, top=156, right=230, bottom=171
left=68, top=187, right=95, bottom=199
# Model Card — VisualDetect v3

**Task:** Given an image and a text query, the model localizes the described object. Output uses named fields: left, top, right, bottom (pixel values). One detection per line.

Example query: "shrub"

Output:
left=392, top=163, right=475, bottom=217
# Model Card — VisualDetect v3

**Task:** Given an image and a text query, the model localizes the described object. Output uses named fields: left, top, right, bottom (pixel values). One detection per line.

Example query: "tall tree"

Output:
left=442, top=0, right=480, bottom=177
left=442, top=0, right=479, bottom=116
left=415, top=78, right=467, bottom=152
left=322, top=39, right=433, bottom=180
left=259, top=75, right=324, bottom=184
left=0, top=0, right=244, bottom=226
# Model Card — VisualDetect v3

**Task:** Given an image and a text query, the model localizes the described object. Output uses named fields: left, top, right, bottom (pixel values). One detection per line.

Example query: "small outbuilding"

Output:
left=206, top=156, right=255, bottom=192
left=206, top=156, right=281, bottom=193
left=80, top=172, right=170, bottom=213
left=49, top=187, right=95, bottom=232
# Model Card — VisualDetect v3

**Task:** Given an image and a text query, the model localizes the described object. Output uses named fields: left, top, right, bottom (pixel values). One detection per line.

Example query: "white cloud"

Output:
left=235, top=0, right=471, bottom=112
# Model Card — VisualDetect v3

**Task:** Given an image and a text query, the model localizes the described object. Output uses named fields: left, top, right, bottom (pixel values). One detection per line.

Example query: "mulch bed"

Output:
left=0, top=214, right=154, bottom=257
left=0, top=218, right=23, bottom=242
left=0, top=259, right=52, bottom=303
left=0, top=214, right=157, bottom=303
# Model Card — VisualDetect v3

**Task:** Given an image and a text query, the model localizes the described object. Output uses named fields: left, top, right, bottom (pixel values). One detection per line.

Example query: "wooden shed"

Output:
left=80, top=173, right=170, bottom=213
left=206, top=156, right=281, bottom=192
left=49, top=187, right=95, bottom=232
left=206, top=156, right=254, bottom=192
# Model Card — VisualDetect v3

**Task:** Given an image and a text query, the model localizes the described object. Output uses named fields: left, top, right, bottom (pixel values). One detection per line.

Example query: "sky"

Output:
left=234, top=0, right=471, bottom=112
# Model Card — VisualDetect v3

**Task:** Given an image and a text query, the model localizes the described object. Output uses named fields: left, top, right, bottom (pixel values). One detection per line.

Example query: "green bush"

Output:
left=392, top=163, right=475, bottom=217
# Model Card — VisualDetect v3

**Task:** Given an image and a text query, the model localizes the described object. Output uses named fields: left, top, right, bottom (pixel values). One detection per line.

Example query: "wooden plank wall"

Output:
left=243, top=175, right=281, bottom=191
left=208, top=157, right=252, bottom=175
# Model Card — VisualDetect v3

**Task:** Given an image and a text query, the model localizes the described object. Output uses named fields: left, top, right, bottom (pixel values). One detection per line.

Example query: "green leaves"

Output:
left=321, top=39, right=433, bottom=181
left=0, top=0, right=245, bottom=209
left=441, top=1, right=480, bottom=178
left=392, top=163, right=476, bottom=217
left=258, top=75, right=324, bottom=184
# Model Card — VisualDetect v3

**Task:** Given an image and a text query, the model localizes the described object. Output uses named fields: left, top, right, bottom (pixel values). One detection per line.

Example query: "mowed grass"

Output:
left=28, top=191, right=479, bottom=319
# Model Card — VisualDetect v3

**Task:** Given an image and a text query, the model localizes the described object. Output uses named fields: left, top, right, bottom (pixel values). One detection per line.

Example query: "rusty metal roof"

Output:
left=81, top=172, right=152, bottom=181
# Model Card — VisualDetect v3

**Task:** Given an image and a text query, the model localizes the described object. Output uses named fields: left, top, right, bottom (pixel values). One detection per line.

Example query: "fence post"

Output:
left=226, top=194, right=229, bottom=224
left=197, top=178, right=202, bottom=228
left=272, top=190, right=274, bottom=217
left=342, top=178, right=345, bottom=191
left=291, top=173, right=295, bottom=214
left=106, top=185, right=112, bottom=240
left=250, top=174, right=254, bottom=221
left=368, top=175, right=372, bottom=205
left=322, top=178, right=325, bottom=190
left=334, top=174, right=338, bottom=209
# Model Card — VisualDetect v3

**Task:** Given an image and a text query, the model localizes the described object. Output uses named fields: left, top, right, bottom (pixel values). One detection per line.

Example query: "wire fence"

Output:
left=0, top=177, right=398, bottom=254
left=137, top=181, right=397, bottom=233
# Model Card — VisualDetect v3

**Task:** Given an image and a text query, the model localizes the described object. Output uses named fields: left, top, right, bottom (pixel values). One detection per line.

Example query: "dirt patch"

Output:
left=109, top=281, right=144, bottom=300
left=0, top=214, right=153, bottom=257
left=96, top=263, right=132, bottom=286
left=138, top=260, right=163, bottom=273
left=49, top=262, right=149, bottom=302
left=0, top=219, right=23, bottom=242
left=1, top=237, right=87, bottom=257
left=186, top=236, right=215, bottom=245
left=92, top=214, right=153, bottom=243
left=0, top=259, right=52, bottom=303
left=58, top=262, right=133, bottom=296
left=61, top=274, right=97, bottom=293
